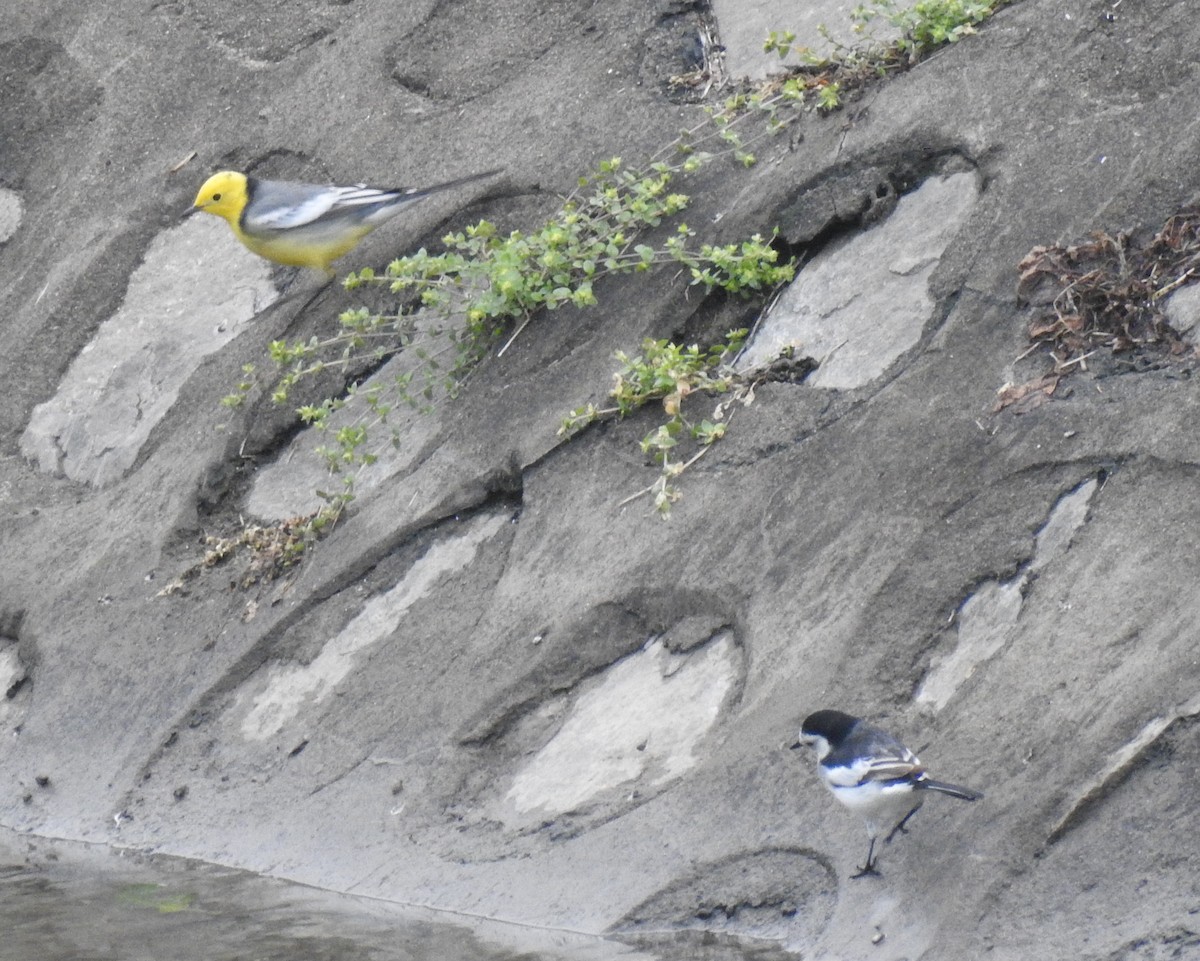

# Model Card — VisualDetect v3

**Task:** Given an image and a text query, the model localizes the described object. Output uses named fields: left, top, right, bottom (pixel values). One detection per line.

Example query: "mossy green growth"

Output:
left=116, top=883, right=196, bottom=914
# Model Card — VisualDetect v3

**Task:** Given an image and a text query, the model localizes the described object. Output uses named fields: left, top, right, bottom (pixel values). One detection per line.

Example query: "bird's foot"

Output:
left=851, top=863, right=881, bottom=879
left=885, top=806, right=921, bottom=844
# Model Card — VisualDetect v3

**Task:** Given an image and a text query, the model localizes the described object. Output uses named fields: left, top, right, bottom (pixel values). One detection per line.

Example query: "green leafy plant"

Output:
left=559, top=331, right=816, bottom=516
left=764, top=0, right=1004, bottom=95
left=852, top=0, right=1000, bottom=61
left=552, top=0, right=1008, bottom=515
left=560, top=331, right=750, bottom=515
left=763, top=29, right=799, bottom=60
left=226, top=0, right=1003, bottom=526
left=229, top=133, right=802, bottom=517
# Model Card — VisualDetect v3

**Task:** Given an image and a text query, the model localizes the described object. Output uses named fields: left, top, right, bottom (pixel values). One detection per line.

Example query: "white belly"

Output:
left=829, top=780, right=922, bottom=835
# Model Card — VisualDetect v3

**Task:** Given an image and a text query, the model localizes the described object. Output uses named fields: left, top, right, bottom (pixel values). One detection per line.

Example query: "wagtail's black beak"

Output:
left=182, top=204, right=200, bottom=219
left=790, top=740, right=803, bottom=751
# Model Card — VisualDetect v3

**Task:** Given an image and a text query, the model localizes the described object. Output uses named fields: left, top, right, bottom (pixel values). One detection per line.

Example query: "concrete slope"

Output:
left=1, top=1, right=1198, bottom=959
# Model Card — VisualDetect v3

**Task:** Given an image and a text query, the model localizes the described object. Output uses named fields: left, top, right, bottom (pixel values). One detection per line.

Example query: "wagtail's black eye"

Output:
left=212, top=193, right=221, bottom=201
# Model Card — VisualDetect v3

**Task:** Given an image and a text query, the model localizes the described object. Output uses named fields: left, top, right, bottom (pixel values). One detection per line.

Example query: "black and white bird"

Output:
left=791, top=709, right=983, bottom=878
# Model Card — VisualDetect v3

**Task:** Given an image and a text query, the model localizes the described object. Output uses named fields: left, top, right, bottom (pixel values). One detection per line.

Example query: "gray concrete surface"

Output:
left=1, top=1, right=1198, bottom=959
left=739, top=169, right=981, bottom=387
left=21, top=216, right=277, bottom=486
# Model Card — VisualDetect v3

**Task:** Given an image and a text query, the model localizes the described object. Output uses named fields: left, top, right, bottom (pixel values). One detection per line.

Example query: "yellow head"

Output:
left=188, top=171, right=250, bottom=225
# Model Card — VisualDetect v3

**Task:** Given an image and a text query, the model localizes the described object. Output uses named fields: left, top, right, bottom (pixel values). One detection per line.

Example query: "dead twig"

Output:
left=1014, top=207, right=1200, bottom=383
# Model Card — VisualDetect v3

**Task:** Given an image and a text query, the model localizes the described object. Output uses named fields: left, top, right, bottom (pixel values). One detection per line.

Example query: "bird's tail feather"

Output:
left=404, top=168, right=504, bottom=201
left=919, top=778, right=983, bottom=801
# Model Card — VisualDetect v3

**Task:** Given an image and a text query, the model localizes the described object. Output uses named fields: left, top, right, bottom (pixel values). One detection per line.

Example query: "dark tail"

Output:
left=403, top=168, right=504, bottom=200
left=918, top=778, right=983, bottom=801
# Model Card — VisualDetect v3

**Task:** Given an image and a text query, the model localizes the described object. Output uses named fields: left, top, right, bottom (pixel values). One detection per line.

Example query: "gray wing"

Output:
left=242, top=170, right=500, bottom=233
left=243, top=181, right=410, bottom=232
left=825, top=723, right=924, bottom=786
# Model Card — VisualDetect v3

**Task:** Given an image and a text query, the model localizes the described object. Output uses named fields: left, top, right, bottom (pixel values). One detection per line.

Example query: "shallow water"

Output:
left=0, top=833, right=645, bottom=961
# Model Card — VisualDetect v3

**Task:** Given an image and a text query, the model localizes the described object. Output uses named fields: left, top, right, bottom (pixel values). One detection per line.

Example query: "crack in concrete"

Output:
left=918, top=474, right=1101, bottom=711
left=1045, top=691, right=1200, bottom=847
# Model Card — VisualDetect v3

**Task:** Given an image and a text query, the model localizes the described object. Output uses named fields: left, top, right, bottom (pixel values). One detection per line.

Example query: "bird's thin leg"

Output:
left=885, top=804, right=922, bottom=844
left=851, top=837, right=880, bottom=878
left=268, top=271, right=335, bottom=312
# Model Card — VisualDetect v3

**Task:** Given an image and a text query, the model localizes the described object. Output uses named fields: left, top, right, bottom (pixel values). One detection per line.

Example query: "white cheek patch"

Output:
left=803, top=734, right=832, bottom=761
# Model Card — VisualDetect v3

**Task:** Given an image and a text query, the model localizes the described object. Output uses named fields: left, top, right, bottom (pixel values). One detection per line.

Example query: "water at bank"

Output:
left=0, top=831, right=649, bottom=961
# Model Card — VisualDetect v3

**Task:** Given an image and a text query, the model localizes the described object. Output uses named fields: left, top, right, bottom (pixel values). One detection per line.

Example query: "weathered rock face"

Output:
left=2, top=1, right=1199, bottom=959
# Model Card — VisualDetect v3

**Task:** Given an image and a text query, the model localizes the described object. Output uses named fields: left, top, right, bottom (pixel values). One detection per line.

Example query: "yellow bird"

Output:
left=187, top=168, right=502, bottom=273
